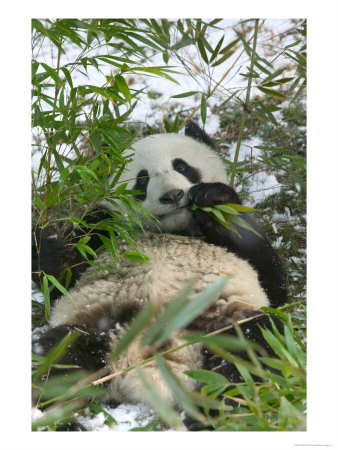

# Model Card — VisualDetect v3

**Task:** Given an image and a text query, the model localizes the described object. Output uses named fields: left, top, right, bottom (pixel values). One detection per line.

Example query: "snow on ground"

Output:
left=32, top=403, right=167, bottom=432
left=32, top=283, right=45, bottom=303
left=77, top=403, right=158, bottom=431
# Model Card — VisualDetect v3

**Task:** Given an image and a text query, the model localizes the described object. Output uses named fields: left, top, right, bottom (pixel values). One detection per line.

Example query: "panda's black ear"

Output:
left=185, top=120, right=215, bottom=149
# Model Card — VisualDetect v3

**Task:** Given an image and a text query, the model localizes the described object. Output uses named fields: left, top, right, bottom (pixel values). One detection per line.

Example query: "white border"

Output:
left=1, top=1, right=338, bottom=449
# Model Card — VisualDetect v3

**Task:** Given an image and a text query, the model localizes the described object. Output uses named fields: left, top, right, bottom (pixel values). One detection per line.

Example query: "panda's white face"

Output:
left=111, top=133, right=228, bottom=233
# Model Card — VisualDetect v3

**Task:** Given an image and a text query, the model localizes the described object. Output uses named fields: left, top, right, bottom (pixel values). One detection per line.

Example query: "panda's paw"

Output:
left=223, top=300, right=259, bottom=323
left=189, top=182, right=241, bottom=207
left=190, top=300, right=250, bottom=333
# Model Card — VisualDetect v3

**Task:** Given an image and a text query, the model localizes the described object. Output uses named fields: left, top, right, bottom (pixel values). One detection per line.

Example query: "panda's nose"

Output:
left=159, top=189, right=184, bottom=204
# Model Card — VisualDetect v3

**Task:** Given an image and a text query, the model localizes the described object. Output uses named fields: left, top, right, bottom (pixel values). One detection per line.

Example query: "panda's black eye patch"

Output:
left=172, top=158, right=201, bottom=183
left=133, top=169, right=149, bottom=201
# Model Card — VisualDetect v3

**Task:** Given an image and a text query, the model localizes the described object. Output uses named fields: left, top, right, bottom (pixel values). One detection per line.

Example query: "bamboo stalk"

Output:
left=43, top=45, right=62, bottom=223
left=230, top=19, right=260, bottom=187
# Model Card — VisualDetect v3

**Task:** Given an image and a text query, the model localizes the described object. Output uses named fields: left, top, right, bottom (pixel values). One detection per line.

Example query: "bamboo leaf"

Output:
left=98, top=234, right=119, bottom=263
left=262, top=67, right=286, bottom=83
left=60, top=66, right=73, bottom=88
left=219, top=38, right=240, bottom=55
left=197, top=38, right=209, bottom=64
left=77, top=242, right=97, bottom=259
left=228, top=215, right=263, bottom=239
left=210, top=35, right=224, bottom=63
left=135, top=367, right=182, bottom=428
left=90, top=131, right=102, bottom=154
left=219, top=203, right=259, bottom=213
left=142, top=279, right=196, bottom=347
left=262, top=77, right=294, bottom=87
left=185, top=369, right=228, bottom=387
left=32, top=19, right=61, bottom=48
left=115, top=74, right=132, bottom=104
left=155, top=354, right=204, bottom=421
left=133, top=67, right=180, bottom=85
left=234, top=30, right=252, bottom=57
left=155, top=277, right=228, bottom=345
left=211, top=49, right=236, bottom=67
left=127, top=32, right=164, bottom=52
left=42, top=276, right=50, bottom=321
left=45, top=275, right=72, bottom=301
left=171, top=91, right=199, bottom=99
left=32, top=60, right=39, bottom=79
left=257, top=86, right=287, bottom=99
left=123, top=251, right=150, bottom=262
left=33, top=332, right=78, bottom=379
left=209, top=207, right=228, bottom=224
left=212, top=204, right=240, bottom=215
left=111, top=303, right=156, bottom=359
left=40, top=63, right=64, bottom=87
left=201, top=94, right=207, bottom=125
left=255, top=145, right=290, bottom=153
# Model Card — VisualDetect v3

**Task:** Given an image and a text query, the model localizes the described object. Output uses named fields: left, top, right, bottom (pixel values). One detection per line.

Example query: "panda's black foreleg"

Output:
left=189, top=183, right=287, bottom=307
left=32, top=208, right=111, bottom=302
left=33, top=324, right=112, bottom=374
left=32, top=324, right=111, bottom=431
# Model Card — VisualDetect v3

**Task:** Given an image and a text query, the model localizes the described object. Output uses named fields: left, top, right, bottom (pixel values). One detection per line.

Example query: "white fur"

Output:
left=51, top=234, right=268, bottom=405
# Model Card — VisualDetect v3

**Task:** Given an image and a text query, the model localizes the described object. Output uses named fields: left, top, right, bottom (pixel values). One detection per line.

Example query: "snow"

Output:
left=32, top=283, right=45, bottom=304
left=247, top=172, right=281, bottom=204
left=32, top=408, right=44, bottom=422
left=32, top=404, right=160, bottom=432
left=225, top=136, right=283, bottom=204
left=80, top=403, right=158, bottom=431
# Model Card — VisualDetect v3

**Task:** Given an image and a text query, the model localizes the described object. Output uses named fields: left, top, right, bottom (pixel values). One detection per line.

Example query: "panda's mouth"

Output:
left=156, top=205, right=188, bottom=219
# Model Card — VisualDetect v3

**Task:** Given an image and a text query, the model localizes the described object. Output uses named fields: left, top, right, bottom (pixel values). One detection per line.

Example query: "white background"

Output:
left=1, top=1, right=337, bottom=449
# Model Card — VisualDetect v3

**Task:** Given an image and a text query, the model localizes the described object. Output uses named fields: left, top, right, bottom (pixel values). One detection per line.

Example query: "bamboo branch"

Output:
left=179, top=20, right=265, bottom=131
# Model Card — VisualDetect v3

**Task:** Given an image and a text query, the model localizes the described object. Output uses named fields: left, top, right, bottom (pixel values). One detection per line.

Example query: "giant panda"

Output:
left=32, top=121, right=287, bottom=425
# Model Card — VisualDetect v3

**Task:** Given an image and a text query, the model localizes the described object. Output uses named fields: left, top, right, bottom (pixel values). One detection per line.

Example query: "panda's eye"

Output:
left=173, top=159, right=187, bottom=173
left=138, top=176, right=148, bottom=185
left=133, top=169, right=149, bottom=201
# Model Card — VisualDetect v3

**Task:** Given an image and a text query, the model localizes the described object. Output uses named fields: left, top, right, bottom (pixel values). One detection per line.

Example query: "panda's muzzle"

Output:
left=159, top=189, right=184, bottom=205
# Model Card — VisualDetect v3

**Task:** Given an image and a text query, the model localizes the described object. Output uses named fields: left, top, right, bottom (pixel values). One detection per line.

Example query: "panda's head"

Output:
left=110, top=122, right=228, bottom=233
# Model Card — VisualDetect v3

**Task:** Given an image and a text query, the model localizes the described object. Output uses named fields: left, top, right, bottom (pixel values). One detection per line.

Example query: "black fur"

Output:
left=133, top=169, right=150, bottom=201
left=202, top=313, right=284, bottom=380
left=33, top=324, right=111, bottom=372
left=32, top=227, right=68, bottom=286
left=32, top=208, right=111, bottom=302
left=188, top=182, right=287, bottom=307
left=172, top=158, right=201, bottom=183
left=185, top=120, right=216, bottom=149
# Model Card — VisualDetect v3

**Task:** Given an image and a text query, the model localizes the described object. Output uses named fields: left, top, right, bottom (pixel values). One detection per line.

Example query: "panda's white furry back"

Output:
left=33, top=122, right=287, bottom=415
